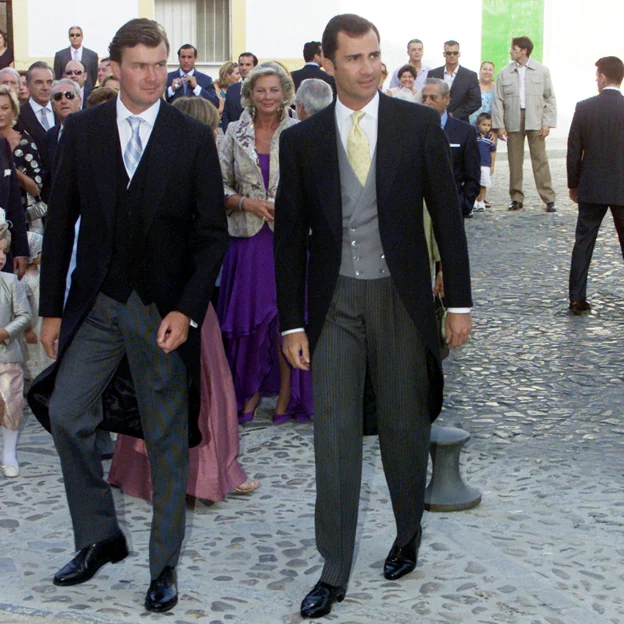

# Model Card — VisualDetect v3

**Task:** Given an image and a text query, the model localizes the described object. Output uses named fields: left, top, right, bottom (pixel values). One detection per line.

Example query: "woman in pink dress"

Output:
left=108, top=99, right=259, bottom=500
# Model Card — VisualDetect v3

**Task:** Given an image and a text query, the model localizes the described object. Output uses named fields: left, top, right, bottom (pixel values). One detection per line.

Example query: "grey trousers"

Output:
left=49, top=291, right=189, bottom=579
left=312, top=276, right=431, bottom=586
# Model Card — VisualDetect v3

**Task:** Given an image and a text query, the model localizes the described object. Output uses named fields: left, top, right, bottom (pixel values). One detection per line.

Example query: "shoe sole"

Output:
left=145, top=594, right=178, bottom=613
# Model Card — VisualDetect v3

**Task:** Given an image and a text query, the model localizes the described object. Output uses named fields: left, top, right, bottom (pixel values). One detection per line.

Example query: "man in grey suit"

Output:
left=53, top=26, right=99, bottom=90
left=275, top=13, right=472, bottom=619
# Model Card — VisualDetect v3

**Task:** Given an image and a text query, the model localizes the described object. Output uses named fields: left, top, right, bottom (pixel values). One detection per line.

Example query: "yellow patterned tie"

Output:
left=347, top=110, right=370, bottom=185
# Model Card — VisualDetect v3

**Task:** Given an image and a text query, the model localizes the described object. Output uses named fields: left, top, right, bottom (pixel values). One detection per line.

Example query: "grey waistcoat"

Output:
left=337, top=136, right=390, bottom=280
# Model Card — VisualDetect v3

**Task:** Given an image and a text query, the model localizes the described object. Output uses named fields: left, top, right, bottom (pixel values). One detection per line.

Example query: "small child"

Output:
left=0, top=211, right=32, bottom=478
left=473, top=112, right=496, bottom=212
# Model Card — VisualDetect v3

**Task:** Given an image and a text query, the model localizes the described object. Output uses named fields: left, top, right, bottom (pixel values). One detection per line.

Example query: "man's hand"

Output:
left=157, top=311, right=190, bottom=354
left=41, top=317, right=62, bottom=359
left=172, top=77, right=183, bottom=91
left=539, top=125, right=550, bottom=139
left=569, top=188, right=579, bottom=204
left=283, top=331, right=310, bottom=371
left=497, top=128, right=508, bottom=141
left=0, top=328, right=8, bottom=342
left=445, top=312, right=472, bottom=350
left=185, top=75, right=198, bottom=89
left=13, top=257, right=26, bottom=280
left=433, top=271, right=445, bottom=298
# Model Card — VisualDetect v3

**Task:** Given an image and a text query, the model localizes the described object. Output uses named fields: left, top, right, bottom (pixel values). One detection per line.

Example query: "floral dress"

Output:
left=12, top=132, right=44, bottom=232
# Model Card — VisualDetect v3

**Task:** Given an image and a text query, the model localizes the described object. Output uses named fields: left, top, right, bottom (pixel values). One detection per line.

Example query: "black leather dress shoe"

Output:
left=145, top=566, right=178, bottom=613
left=508, top=200, right=523, bottom=211
left=384, top=526, right=422, bottom=580
left=300, top=580, right=346, bottom=618
left=53, top=532, right=128, bottom=586
left=569, top=299, right=591, bottom=312
left=546, top=202, right=557, bottom=213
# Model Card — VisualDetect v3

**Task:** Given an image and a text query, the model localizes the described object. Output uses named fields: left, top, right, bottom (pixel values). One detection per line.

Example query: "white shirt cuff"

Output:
left=282, top=327, right=305, bottom=336
left=193, top=85, right=202, bottom=96
left=447, top=308, right=471, bottom=313
left=167, top=86, right=175, bottom=98
left=190, top=319, right=198, bottom=328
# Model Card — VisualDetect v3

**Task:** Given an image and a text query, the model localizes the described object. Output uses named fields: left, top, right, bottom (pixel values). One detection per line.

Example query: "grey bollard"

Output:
left=424, top=426, right=482, bottom=512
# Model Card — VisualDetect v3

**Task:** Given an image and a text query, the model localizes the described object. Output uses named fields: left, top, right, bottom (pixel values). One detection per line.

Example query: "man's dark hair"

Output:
left=303, top=41, right=322, bottom=63
left=322, top=14, right=380, bottom=64
left=407, top=38, right=423, bottom=48
left=178, top=44, right=198, bottom=57
left=26, top=61, right=52, bottom=84
left=100, top=56, right=111, bottom=64
left=512, top=36, right=534, bottom=57
left=238, top=52, right=258, bottom=66
left=596, top=56, right=624, bottom=85
left=444, top=40, right=460, bottom=48
left=397, top=64, right=417, bottom=79
left=109, top=18, right=170, bottom=64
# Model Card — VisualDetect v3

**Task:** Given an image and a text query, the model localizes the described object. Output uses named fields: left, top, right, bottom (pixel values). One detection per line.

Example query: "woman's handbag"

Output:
left=26, top=194, right=48, bottom=222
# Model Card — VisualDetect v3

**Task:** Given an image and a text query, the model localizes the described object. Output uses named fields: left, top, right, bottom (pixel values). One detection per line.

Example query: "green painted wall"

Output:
left=481, top=0, right=544, bottom=78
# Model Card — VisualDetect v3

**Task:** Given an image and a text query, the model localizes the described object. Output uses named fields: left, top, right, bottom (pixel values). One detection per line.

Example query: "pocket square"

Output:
left=4, top=169, right=11, bottom=177
left=449, top=143, right=461, bottom=148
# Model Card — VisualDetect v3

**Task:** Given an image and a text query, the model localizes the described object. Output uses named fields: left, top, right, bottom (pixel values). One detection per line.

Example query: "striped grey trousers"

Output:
left=312, top=276, right=431, bottom=586
left=49, top=291, right=189, bottom=579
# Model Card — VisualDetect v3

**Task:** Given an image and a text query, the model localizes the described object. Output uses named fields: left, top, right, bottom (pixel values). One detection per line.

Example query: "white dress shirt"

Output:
left=71, top=46, right=83, bottom=62
left=29, top=97, right=54, bottom=130
left=516, top=58, right=530, bottom=109
left=444, top=66, right=459, bottom=87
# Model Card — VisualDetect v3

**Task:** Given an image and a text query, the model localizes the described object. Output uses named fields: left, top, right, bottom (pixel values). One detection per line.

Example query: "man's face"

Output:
left=178, top=48, right=196, bottom=73
left=51, top=87, right=81, bottom=122
left=443, top=44, right=460, bottom=69
left=509, top=45, right=526, bottom=63
left=112, top=42, right=168, bottom=114
left=65, top=60, right=86, bottom=87
left=596, top=70, right=607, bottom=93
left=238, top=55, right=255, bottom=79
left=0, top=73, right=18, bottom=92
left=98, top=60, right=112, bottom=84
left=18, top=75, right=29, bottom=102
left=69, top=28, right=83, bottom=49
left=421, top=83, right=449, bottom=116
left=323, top=29, right=381, bottom=110
left=408, top=42, right=423, bottom=64
left=28, top=67, right=54, bottom=106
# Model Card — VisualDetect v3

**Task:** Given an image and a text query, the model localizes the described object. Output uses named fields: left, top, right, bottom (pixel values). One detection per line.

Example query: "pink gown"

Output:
left=108, top=305, right=248, bottom=501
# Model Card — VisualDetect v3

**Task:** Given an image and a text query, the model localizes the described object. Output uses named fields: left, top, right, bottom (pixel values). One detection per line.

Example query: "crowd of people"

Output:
left=0, top=12, right=620, bottom=620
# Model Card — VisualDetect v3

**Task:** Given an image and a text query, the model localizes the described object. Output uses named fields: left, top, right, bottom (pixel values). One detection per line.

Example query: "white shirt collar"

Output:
left=335, top=90, right=380, bottom=126
left=29, top=97, right=52, bottom=113
left=71, top=45, right=83, bottom=54
left=516, top=58, right=531, bottom=70
left=603, top=86, right=621, bottom=92
left=116, top=94, right=161, bottom=127
left=179, top=67, right=195, bottom=76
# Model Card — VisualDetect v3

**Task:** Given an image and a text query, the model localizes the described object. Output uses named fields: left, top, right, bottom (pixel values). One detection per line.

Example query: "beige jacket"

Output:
left=492, top=59, right=557, bottom=132
left=219, top=109, right=298, bottom=238
left=0, top=272, right=32, bottom=363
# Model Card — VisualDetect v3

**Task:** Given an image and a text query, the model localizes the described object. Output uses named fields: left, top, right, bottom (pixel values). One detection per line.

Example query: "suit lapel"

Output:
left=376, top=94, right=403, bottom=209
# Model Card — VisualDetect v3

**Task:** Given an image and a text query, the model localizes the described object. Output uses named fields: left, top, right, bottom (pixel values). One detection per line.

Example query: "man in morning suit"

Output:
left=53, top=26, right=99, bottom=90
left=568, top=56, right=624, bottom=312
left=165, top=44, right=218, bottom=108
left=291, top=41, right=336, bottom=94
left=422, top=77, right=480, bottom=218
left=428, top=40, right=481, bottom=123
left=221, top=51, right=257, bottom=129
left=38, top=19, right=228, bottom=613
left=275, top=14, right=472, bottom=619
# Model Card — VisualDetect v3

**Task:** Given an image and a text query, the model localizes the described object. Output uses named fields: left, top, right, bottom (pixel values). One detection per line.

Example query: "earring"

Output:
left=250, top=105, right=256, bottom=119
left=277, top=105, right=284, bottom=117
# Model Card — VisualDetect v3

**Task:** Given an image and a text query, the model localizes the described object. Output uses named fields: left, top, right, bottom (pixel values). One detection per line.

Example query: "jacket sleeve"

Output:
left=4, top=278, right=31, bottom=342
left=454, top=71, right=482, bottom=120
left=462, top=127, right=481, bottom=203
left=567, top=103, right=582, bottom=189
left=492, top=77, right=505, bottom=129
left=542, top=67, right=557, bottom=128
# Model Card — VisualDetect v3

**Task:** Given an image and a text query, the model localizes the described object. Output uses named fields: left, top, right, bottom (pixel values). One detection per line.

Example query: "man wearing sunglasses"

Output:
left=44, top=79, right=82, bottom=166
left=53, top=26, right=99, bottom=90
left=428, top=40, right=480, bottom=122
left=64, top=60, right=91, bottom=109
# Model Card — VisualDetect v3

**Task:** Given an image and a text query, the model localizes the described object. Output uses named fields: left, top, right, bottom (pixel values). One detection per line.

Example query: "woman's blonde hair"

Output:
left=241, top=61, right=295, bottom=113
left=0, top=84, right=19, bottom=124
left=216, top=61, right=238, bottom=90
left=172, top=96, right=220, bottom=132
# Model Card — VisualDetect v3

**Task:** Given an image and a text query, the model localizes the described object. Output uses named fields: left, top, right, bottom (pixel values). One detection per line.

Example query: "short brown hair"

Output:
left=512, top=36, right=534, bottom=57
left=596, top=56, right=624, bottom=85
left=322, top=14, right=380, bottom=64
left=172, top=96, right=220, bottom=131
left=87, top=87, right=118, bottom=107
left=108, top=18, right=170, bottom=64
left=398, top=64, right=417, bottom=79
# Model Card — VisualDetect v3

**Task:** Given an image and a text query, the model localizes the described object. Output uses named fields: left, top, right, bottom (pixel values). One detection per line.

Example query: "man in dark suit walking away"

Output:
left=568, top=56, right=624, bottom=312
left=165, top=44, right=218, bottom=108
left=53, top=26, right=99, bottom=90
left=422, top=77, right=480, bottom=218
left=428, top=40, right=481, bottom=122
left=275, top=14, right=472, bottom=619
left=38, top=18, right=228, bottom=613
left=291, top=41, right=336, bottom=94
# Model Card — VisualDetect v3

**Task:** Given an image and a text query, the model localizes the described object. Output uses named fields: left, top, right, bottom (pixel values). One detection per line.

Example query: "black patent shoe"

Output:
left=145, top=566, right=178, bottom=613
left=383, top=525, right=422, bottom=580
left=300, top=580, right=346, bottom=618
left=53, top=531, right=128, bottom=586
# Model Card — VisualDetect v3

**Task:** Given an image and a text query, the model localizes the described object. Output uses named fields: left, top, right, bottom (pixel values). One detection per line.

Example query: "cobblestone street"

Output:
left=1, top=141, right=624, bottom=624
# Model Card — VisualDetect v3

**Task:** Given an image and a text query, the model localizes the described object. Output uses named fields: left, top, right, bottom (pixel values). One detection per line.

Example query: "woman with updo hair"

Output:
left=217, top=61, right=313, bottom=425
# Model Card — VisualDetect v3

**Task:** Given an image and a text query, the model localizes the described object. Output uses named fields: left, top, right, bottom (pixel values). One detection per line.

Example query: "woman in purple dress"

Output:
left=218, top=61, right=313, bottom=424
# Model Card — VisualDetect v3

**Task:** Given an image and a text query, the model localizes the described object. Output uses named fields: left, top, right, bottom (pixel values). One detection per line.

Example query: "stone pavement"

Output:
left=2, top=142, right=624, bottom=624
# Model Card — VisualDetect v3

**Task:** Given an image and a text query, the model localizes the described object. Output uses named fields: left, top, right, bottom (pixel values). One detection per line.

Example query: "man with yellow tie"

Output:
left=275, top=13, right=473, bottom=619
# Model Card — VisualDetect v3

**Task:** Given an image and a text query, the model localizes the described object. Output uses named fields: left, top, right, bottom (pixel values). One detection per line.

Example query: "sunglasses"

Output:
left=444, top=51, right=460, bottom=56
left=52, top=91, right=77, bottom=101
left=69, top=33, right=82, bottom=37
left=65, top=70, right=83, bottom=76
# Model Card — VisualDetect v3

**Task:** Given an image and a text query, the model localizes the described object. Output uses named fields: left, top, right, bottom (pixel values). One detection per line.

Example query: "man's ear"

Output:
left=110, top=61, right=122, bottom=80
left=322, top=57, right=336, bottom=77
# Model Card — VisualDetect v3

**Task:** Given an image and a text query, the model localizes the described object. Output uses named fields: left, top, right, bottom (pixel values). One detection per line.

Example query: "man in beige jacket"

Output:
left=493, top=36, right=557, bottom=212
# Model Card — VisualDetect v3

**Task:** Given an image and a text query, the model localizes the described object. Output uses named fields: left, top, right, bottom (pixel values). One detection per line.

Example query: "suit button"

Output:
left=356, top=271, right=361, bottom=276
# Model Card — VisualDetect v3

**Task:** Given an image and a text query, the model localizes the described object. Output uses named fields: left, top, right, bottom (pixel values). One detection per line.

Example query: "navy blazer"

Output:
left=166, top=69, right=219, bottom=108
left=291, top=63, right=336, bottom=94
left=428, top=65, right=481, bottom=122
left=442, top=116, right=481, bottom=216
left=44, top=125, right=61, bottom=168
left=221, top=81, right=243, bottom=130
left=567, top=89, right=624, bottom=205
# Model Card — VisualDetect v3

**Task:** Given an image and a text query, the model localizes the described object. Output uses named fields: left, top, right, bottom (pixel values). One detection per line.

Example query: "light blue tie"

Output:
left=123, top=116, right=143, bottom=178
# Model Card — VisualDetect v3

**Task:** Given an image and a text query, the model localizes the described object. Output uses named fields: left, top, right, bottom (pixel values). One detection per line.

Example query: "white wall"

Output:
left=27, top=0, right=139, bottom=58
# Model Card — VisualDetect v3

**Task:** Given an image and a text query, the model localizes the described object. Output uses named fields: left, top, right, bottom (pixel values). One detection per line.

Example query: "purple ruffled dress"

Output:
left=217, top=152, right=313, bottom=423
